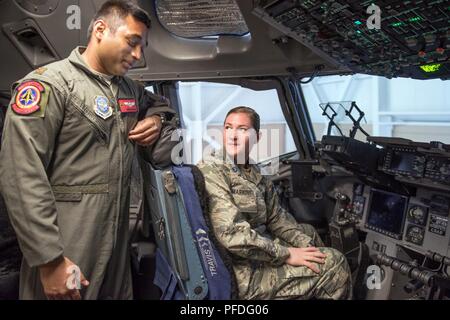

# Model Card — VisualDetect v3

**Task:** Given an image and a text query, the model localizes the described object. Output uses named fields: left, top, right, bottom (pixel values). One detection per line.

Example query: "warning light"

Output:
left=409, top=16, right=422, bottom=22
left=418, top=51, right=427, bottom=58
left=420, top=64, right=442, bottom=73
left=391, top=22, right=405, bottom=27
left=354, top=20, right=362, bottom=25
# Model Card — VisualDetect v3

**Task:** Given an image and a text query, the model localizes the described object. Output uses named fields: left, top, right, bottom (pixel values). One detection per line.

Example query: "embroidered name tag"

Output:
left=118, top=99, right=138, bottom=113
left=231, top=188, right=254, bottom=196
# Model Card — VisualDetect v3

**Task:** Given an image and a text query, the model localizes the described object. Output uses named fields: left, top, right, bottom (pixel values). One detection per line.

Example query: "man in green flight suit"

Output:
left=0, top=0, right=174, bottom=300
left=198, top=106, right=352, bottom=299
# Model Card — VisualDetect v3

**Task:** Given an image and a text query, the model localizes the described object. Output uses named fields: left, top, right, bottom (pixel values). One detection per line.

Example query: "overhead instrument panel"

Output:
left=253, top=0, right=450, bottom=80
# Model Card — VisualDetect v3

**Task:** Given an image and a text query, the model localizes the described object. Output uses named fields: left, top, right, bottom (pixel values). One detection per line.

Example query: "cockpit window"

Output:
left=155, top=0, right=249, bottom=38
left=176, top=81, right=296, bottom=165
left=302, top=74, right=450, bottom=144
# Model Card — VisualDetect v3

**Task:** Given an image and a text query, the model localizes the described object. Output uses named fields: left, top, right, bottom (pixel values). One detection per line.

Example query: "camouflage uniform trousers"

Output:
left=242, top=224, right=352, bottom=300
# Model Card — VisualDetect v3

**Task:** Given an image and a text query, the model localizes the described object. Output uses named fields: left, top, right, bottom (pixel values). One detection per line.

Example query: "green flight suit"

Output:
left=0, top=47, right=173, bottom=300
left=198, top=151, right=352, bottom=299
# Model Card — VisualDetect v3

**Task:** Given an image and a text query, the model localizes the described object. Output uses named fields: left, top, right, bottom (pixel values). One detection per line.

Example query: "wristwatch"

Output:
left=158, top=113, right=166, bottom=125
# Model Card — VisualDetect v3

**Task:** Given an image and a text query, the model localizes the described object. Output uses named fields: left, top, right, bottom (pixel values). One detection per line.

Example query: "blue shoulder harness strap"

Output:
left=172, top=166, right=232, bottom=300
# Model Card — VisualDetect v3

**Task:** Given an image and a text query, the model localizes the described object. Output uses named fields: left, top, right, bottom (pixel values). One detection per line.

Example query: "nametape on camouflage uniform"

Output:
left=118, top=99, right=138, bottom=113
left=12, top=81, right=45, bottom=115
left=231, top=188, right=254, bottom=195
left=94, top=95, right=113, bottom=120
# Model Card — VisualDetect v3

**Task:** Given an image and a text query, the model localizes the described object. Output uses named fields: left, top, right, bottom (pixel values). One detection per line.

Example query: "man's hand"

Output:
left=128, top=115, right=162, bottom=146
left=285, top=247, right=327, bottom=274
left=39, top=256, right=89, bottom=300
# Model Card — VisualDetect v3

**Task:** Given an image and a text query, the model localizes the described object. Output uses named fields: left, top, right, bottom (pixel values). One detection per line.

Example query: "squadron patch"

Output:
left=94, top=96, right=113, bottom=120
left=12, top=81, right=45, bottom=115
left=118, top=99, right=138, bottom=113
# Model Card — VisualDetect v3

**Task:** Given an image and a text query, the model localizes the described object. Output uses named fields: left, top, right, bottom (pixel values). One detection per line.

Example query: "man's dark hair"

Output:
left=225, top=106, right=261, bottom=133
left=87, top=0, right=151, bottom=40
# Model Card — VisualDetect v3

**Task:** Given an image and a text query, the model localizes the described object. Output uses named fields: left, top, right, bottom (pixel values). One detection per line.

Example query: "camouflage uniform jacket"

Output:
left=198, top=151, right=314, bottom=296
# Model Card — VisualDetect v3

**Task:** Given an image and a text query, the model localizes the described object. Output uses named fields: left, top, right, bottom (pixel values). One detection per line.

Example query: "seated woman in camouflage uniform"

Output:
left=198, top=106, right=352, bottom=300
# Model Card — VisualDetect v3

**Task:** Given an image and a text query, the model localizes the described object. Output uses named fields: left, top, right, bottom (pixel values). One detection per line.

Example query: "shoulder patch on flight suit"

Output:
left=11, top=81, right=49, bottom=117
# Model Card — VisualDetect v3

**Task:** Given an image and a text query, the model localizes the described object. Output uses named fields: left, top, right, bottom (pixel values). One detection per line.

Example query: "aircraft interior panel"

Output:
left=254, top=0, right=450, bottom=80
left=319, top=132, right=450, bottom=299
left=0, top=0, right=449, bottom=301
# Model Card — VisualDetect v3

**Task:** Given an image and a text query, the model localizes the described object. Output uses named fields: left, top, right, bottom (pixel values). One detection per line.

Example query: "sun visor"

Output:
left=155, top=0, right=249, bottom=38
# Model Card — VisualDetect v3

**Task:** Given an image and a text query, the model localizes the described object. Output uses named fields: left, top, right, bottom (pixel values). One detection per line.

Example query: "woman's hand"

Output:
left=285, top=247, right=327, bottom=273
